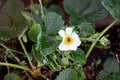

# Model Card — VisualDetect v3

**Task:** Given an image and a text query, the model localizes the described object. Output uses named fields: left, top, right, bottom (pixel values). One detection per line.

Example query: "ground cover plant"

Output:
left=0, top=0, right=120, bottom=80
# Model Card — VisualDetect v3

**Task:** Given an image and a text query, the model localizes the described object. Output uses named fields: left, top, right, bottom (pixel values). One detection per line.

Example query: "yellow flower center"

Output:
left=64, top=35, right=74, bottom=46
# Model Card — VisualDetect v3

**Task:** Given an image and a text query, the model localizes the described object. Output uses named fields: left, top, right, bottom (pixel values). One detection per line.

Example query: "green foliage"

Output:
left=4, top=73, right=21, bottom=80
left=28, top=4, right=48, bottom=15
left=45, top=12, right=64, bottom=35
left=99, top=36, right=110, bottom=46
left=86, top=33, right=100, bottom=42
left=47, top=54, right=61, bottom=71
left=0, top=0, right=26, bottom=41
left=103, top=57, right=119, bottom=74
left=40, top=36, right=56, bottom=55
left=102, top=0, right=120, bottom=20
left=32, top=44, right=44, bottom=64
left=71, top=48, right=86, bottom=64
left=98, top=57, right=120, bottom=80
left=48, top=4, right=64, bottom=18
left=64, top=0, right=108, bottom=25
left=78, top=22, right=95, bottom=37
left=56, top=68, right=77, bottom=80
left=28, top=23, right=42, bottom=43
left=64, top=0, right=90, bottom=16
left=0, top=0, right=118, bottom=79
left=22, top=12, right=42, bottom=25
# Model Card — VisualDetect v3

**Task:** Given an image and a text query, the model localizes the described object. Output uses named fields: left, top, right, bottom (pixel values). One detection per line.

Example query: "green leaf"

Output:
left=41, top=36, right=56, bottom=55
left=64, top=0, right=108, bottom=24
left=22, top=12, right=42, bottom=25
left=102, top=0, right=120, bottom=20
left=47, top=53, right=61, bottom=71
left=4, top=73, right=21, bottom=80
left=47, top=56, right=61, bottom=71
left=42, top=45, right=56, bottom=56
left=100, top=75, right=113, bottom=80
left=32, top=44, right=44, bottom=64
left=78, top=69, right=86, bottom=80
left=0, top=0, right=26, bottom=41
left=64, top=0, right=90, bottom=16
left=104, top=57, right=119, bottom=74
left=98, top=70, right=108, bottom=80
left=98, top=71, right=118, bottom=80
left=28, top=23, right=41, bottom=43
left=115, top=72, right=120, bottom=80
left=22, top=4, right=46, bottom=25
left=78, top=22, right=95, bottom=37
left=61, top=57, right=70, bottom=67
left=69, top=16, right=78, bottom=25
left=45, top=12, right=64, bottom=35
left=71, top=48, right=85, bottom=64
left=28, top=4, right=48, bottom=15
left=56, top=68, right=77, bottom=80
left=98, top=57, right=120, bottom=80
left=48, top=4, right=64, bottom=18
left=99, top=36, right=110, bottom=46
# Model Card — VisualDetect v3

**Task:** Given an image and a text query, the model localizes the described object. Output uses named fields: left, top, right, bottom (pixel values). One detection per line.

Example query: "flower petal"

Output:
left=68, top=44, right=77, bottom=51
left=58, top=29, right=65, bottom=38
left=72, top=32, right=81, bottom=46
left=59, top=42, right=69, bottom=51
left=66, top=27, right=73, bottom=34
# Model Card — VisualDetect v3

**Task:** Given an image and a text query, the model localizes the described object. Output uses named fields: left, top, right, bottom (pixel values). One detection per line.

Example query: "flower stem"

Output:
left=18, top=27, right=34, bottom=70
left=85, top=20, right=117, bottom=59
left=0, top=62, right=30, bottom=71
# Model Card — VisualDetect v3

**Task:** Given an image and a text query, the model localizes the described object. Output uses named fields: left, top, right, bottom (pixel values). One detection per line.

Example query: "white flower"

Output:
left=58, top=27, right=81, bottom=51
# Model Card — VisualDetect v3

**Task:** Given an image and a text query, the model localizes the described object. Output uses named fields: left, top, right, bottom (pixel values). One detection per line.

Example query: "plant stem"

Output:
left=0, top=42, right=20, bottom=62
left=0, top=62, right=30, bottom=71
left=18, top=27, right=34, bottom=70
left=85, top=20, right=117, bottom=59
left=5, top=56, right=10, bottom=73
left=9, top=49, right=24, bottom=54
left=19, top=39, right=34, bottom=69
left=39, top=0, right=45, bottom=21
